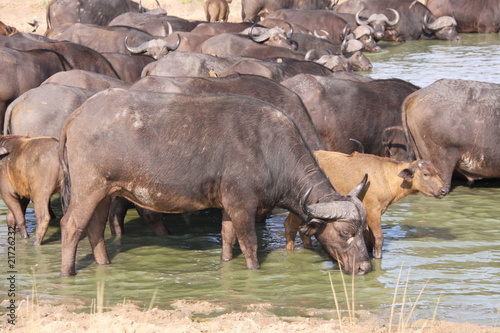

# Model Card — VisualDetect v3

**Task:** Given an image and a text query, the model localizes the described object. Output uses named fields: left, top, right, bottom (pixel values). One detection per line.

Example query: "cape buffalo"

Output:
left=403, top=79, right=500, bottom=188
left=426, top=0, right=500, bottom=33
left=335, top=0, right=460, bottom=42
left=281, top=74, right=419, bottom=160
left=59, top=89, right=370, bottom=276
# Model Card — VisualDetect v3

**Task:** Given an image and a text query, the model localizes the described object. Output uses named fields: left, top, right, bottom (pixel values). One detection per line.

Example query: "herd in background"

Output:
left=0, top=0, right=498, bottom=276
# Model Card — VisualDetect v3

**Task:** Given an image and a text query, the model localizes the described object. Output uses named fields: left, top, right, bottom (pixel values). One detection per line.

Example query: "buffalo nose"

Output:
left=374, top=31, right=384, bottom=39
left=356, top=261, right=372, bottom=275
left=439, top=187, right=450, bottom=198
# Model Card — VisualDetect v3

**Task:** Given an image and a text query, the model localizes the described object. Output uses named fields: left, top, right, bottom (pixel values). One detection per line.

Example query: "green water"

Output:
left=1, top=33, right=499, bottom=326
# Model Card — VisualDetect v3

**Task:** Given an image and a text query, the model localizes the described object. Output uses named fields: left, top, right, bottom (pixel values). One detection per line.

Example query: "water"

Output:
left=1, top=33, right=499, bottom=326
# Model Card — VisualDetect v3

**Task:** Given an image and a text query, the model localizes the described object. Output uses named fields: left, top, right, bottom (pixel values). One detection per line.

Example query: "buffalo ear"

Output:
left=300, top=219, right=323, bottom=236
left=399, top=167, right=414, bottom=181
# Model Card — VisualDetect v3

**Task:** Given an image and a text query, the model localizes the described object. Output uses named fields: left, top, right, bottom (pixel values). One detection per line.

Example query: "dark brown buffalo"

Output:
left=0, top=33, right=120, bottom=79
left=281, top=74, right=420, bottom=160
left=108, top=11, right=203, bottom=34
left=285, top=151, right=448, bottom=259
left=4, top=81, right=167, bottom=237
left=200, top=29, right=303, bottom=59
left=425, top=0, right=500, bottom=33
left=46, top=23, right=180, bottom=59
left=100, top=53, right=155, bottom=82
left=0, top=135, right=62, bottom=245
left=59, top=89, right=370, bottom=276
left=403, top=79, right=500, bottom=188
left=45, top=0, right=146, bottom=31
left=265, top=9, right=350, bottom=44
left=335, top=0, right=460, bottom=42
left=130, top=74, right=325, bottom=150
left=242, top=0, right=335, bottom=22
left=0, top=47, right=72, bottom=131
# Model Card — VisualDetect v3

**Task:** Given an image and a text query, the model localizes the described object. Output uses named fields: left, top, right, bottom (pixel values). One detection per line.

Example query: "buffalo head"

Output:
left=399, top=160, right=449, bottom=198
left=356, top=8, right=400, bottom=41
left=348, top=24, right=381, bottom=53
left=305, top=49, right=352, bottom=72
left=124, top=33, right=181, bottom=59
left=246, top=24, right=297, bottom=50
left=301, top=175, right=371, bottom=275
left=423, top=14, right=461, bottom=41
left=341, top=39, right=372, bottom=71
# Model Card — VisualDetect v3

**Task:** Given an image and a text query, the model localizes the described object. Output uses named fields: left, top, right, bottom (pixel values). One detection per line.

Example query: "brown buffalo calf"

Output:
left=0, top=135, right=62, bottom=245
left=284, top=151, right=449, bottom=259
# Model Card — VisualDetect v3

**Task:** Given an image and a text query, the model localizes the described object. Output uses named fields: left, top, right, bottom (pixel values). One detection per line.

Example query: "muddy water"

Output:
left=1, top=34, right=499, bottom=326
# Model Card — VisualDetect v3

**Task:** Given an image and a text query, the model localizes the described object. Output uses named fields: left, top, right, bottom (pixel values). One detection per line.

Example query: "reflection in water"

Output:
left=0, top=34, right=499, bottom=326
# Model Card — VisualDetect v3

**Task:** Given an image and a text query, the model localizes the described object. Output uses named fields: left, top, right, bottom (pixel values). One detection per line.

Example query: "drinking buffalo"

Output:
left=403, top=79, right=500, bottom=188
left=425, top=0, right=500, bottom=33
left=59, top=89, right=370, bottom=276
left=335, top=0, right=460, bottom=42
left=284, top=151, right=448, bottom=259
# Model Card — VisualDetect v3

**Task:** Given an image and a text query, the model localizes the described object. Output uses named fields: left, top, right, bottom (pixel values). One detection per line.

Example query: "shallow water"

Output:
left=1, top=33, right=499, bottom=326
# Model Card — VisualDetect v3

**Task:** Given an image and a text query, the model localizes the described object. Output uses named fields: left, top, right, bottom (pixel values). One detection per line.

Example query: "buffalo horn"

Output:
left=168, top=33, right=181, bottom=51
left=304, top=49, right=317, bottom=61
left=124, top=36, right=148, bottom=53
left=306, top=201, right=357, bottom=220
left=425, top=15, right=457, bottom=30
left=251, top=27, right=275, bottom=42
left=355, top=8, right=369, bottom=25
left=347, top=173, right=368, bottom=198
left=284, top=21, right=293, bottom=38
left=313, top=29, right=330, bottom=39
left=385, top=8, right=400, bottom=26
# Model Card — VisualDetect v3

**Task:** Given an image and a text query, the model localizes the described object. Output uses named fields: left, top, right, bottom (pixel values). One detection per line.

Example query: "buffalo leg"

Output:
left=32, top=191, right=55, bottom=245
left=3, top=195, right=29, bottom=239
left=367, top=216, right=384, bottom=259
left=136, top=206, right=170, bottom=236
left=86, top=197, right=112, bottom=266
left=227, top=209, right=259, bottom=269
left=108, top=196, right=129, bottom=236
left=221, top=210, right=237, bottom=262
left=283, top=212, right=314, bottom=250
left=60, top=193, right=106, bottom=276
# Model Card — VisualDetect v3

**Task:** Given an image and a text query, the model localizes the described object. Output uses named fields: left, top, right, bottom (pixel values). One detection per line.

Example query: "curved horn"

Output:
left=355, top=8, right=369, bottom=25
left=284, top=21, right=293, bottom=38
left=347, top=174, right=368, bottom=198
left=349, top=138, right=364, bottom=154
left=304, top=49, right=317, bottom=61
left=425, top=15, right=457, bottom=30
left=167, top=33, right=181, bottom=51
left=313, top=29, right=330, bottom=39
left=124, top=36, right=148, bottom=54
left=385, top=8, right=400, bottom=26
left=301, top=187, right=313, bottom=216
left=306, top=201, right=357, bottom=220
left=341, top=23, right=351, bottom=41
left=163, top=21, right=173, bottom=36
left=250, top=27, right=274, bottom=42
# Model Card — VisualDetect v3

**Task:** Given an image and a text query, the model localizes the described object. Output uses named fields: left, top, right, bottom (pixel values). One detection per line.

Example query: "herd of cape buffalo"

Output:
left=0, top=0, right=498, bottom=277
